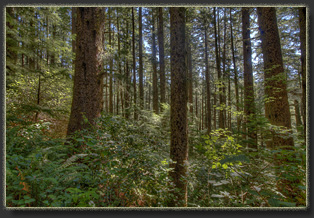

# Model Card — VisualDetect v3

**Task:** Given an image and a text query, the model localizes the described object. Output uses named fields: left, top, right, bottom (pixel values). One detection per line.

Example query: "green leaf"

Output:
left=220, top=154, right=250, bottom=165
left=268, top=198, right=297, bottom=207
left=25, top=198, right=35, bottom=204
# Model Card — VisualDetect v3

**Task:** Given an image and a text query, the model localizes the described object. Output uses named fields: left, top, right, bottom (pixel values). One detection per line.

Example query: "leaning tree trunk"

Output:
left=169, top=7, right=188, bottom=207
left=67, top=8, right=105, bottom=136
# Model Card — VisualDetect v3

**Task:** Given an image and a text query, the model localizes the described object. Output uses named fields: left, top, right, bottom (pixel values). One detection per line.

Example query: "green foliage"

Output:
left=187, top=127, right=306, bottom=207
left=6, top=113, right=174, bottom=207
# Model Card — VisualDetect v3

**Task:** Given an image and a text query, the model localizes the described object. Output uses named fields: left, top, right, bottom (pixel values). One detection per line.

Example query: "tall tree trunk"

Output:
left=257, top=7, right=296, bottom=199
left=158, top=7, right=166, bottom=112
left=214, top=7, right=224, bottom=129
left=152, top=10, right=159, bottom=114
left=117, top=10, right=122, bottom=116
left=222, top=8, right=227, bottom=129
left=67, top=8, right=105, bottom=136
left=257, top=7, right=294, bottom=148
left=109, top=8, right=114, bottom=114
left=242, top=7, right=257, bottom=148
left=169, top=7, right=188, bottom=207
left=204, top=26, right=211, bottom=135
left=213, top=86, right=217, bottom=130
left=72, top=8, right=76, bottom=63
left=138, top=7, right=144, bottom=110
left=230, top=9, right=240, bottom=134
left=124, top=17, right=130, bottom=119
left=186, top=11, right=193, bottom=115
left=132, top=8, right=137, bottom=119
left=298, top=7, right=306, bottom=137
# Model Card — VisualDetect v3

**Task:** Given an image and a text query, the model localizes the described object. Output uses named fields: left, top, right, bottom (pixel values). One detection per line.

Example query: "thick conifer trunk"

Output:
left=257, top=7, right=294, bottom=148
left=67, top=8, right=105, bottom=136
left=257, top=7, right=296, bottom=199
left=169, top=7, right=188, bottom=207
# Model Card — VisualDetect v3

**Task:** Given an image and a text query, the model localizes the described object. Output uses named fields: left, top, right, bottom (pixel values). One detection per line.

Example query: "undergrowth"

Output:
left=6, top=110, right=306, bottom=207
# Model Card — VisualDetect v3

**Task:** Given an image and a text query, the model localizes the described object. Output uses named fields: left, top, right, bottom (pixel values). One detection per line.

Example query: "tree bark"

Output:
left=230, top=9, right=240, bottom=134
left=186, top=11, right=193, bottom=115
left=204, top=25, right=211, bottom=135
left=158, top=7, right=166, bottom=112
left=139, top=7, right=144, bottom=110
left=124, top=17, right=130, bottom=119
left=257, top=7, right=294, bottom=148
left=298, top=7, right=306, bottom=137
left=132, top=8, right=138, bottom=119
left=152, top=9, right=159, bottom=114
left=169, top=7, right=188, bottom=207
left=67, top=7, right=105, bottom=136
left=294, top=99, right=302, bottom=131
left=214, top=7, right=224, bottom=130
left=242, top=7, right=257, bottom=148
left=109, top=8, right=114, bottom=114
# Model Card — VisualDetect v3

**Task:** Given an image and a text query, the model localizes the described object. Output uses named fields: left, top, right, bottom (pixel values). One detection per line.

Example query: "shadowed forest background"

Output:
left=5, top=6, right=307, bottom=207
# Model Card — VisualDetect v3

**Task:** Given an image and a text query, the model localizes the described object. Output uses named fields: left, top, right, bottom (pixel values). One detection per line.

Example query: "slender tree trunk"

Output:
left=204, top=26, right=211, bottom=135
left=222, top=8, right=227, bottom=129
left=230, top=9, right=240, bottom=134
left=132, top=8, right=138, bottom=119
left=67, top=8, right=105, bottom=136
left=117, top=10, right=122, bottom=116
left=139, top=7, right=144, bottom=110
left=158, top=7, right=166, bottom=112
left=213, top=86, right=217, bottom=130
left=169, top=7, right=188, bottom=207
left=152, top=10, right=159, bottom=114
left=214, top=7, right=224, bottom=129
left=201, top=87, right=204, bottom=130
left=72, top=8, right=76, bottom=62
left=299, top=7, right=306, bottom=137
left=109, top=8, right=114, bottom=114
left=242, top=7, right=257, bottom=148
left=124, top=18, right=130, bottom=119
left=294, top=99, right=302, bottom=132
left=186, top=12, right=193, bottom=115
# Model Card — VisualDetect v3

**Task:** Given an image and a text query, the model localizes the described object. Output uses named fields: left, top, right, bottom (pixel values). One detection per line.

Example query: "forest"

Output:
left=5, top=6, right=307, bottom=208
